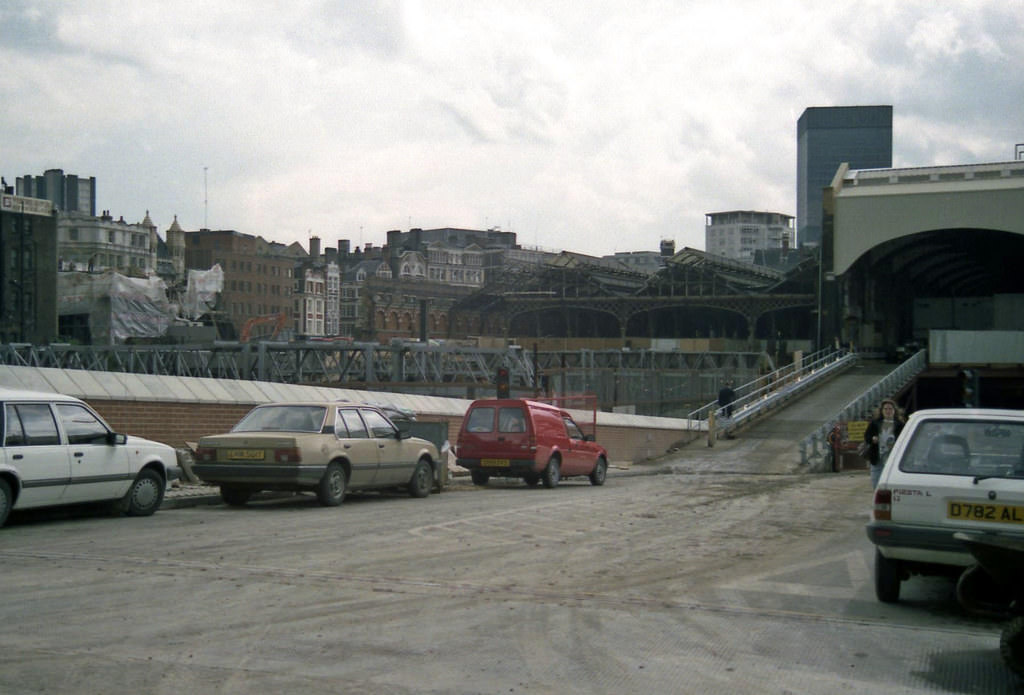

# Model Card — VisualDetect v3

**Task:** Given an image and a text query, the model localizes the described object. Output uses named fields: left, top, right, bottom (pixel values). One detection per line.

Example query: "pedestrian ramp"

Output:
left=678, top=353, right=924, bottom=476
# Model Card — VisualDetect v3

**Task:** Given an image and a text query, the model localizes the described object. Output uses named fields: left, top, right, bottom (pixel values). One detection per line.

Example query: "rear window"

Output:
left=899, top=419, right=1024, bottom=478
left=498, top=407, right=526, bottom=433
left=233, top=405, right=327, bottom=433
left=465, top=407, right=494, bottom=433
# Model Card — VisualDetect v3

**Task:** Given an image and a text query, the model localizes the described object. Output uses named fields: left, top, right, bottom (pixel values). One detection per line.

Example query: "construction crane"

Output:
left=239, top=313, right=289, bottom=342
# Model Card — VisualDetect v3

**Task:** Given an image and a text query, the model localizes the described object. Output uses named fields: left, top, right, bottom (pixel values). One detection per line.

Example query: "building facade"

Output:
left=705, top=211, right=794, bottom=263
left=797, top=105, right=892, bottom=248
left=57, top=210, right=159, bottom=276
left=184, top=229, right=304, bottom=339
left=16, top=169, right=96, bottom=215
left=0, top=193, right=59, bottom=343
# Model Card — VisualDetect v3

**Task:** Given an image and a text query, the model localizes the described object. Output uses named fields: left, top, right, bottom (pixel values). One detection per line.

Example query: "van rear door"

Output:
left=459, top=403, right=531, bottom=466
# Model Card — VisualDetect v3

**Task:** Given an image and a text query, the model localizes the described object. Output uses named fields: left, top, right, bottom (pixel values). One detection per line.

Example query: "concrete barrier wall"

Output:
left=0, top=366, right=691, bottom=466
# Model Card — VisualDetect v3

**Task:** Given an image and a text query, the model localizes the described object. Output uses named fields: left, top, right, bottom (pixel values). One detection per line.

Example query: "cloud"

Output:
left=2, top=1, right=1021, bottom=256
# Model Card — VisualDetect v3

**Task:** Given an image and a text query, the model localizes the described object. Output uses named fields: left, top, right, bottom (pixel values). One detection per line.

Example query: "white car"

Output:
left=0, top=388, right=179, bottom=528
left=865, top=408, right=1024, bottom=602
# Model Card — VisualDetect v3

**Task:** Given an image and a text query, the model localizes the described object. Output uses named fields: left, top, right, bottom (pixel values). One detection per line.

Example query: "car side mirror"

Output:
left=107, top=432, right=127, bottom=446
left=583, top=434, right=595, bottom=442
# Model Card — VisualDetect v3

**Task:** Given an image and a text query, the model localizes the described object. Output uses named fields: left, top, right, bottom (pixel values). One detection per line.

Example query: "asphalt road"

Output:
left=1, top=463, right=1019, bottom=695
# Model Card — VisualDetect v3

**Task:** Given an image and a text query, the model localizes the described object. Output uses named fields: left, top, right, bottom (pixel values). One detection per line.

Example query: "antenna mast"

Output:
left=203, top=166, right=208, bottom=229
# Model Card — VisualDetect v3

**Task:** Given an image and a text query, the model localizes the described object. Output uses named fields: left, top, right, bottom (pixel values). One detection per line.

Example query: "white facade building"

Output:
left=704, top=211, right=794, bottom=263
left=57, top=210, right=158, bottom=275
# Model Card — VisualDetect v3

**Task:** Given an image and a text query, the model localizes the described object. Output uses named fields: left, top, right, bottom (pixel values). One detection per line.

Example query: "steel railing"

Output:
left=798, top=349, right=927, bottom=471
left=685, top=347, right=858, bottom=435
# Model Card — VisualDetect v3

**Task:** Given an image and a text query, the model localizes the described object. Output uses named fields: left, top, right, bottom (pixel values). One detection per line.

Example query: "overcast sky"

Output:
left=2, top=1, right=1022, bottom=258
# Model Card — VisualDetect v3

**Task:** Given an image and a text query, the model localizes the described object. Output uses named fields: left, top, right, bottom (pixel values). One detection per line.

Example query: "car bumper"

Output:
left=865, top=521, right=975, bottom=566
left=457, top=458, right=539, bottom=475
left=191, top=463, right=326, bottom=487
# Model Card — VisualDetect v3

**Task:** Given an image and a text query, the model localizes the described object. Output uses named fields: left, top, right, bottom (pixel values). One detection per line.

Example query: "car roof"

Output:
left=0, top=388, right=83, bottom=404
left=468, top=398, right=567, bottom=414
left=907, top=408, right=1024, bottom=422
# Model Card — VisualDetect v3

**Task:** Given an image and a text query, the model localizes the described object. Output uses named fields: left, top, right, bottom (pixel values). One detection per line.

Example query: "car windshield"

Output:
left=899, top=419, right=1024, bottom=478
left=232, top=405, right=326, bottom=433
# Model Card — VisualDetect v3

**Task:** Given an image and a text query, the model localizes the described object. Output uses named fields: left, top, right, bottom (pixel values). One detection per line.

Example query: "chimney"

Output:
left=660, top=239, right=675, bottom=257
left=309, top=236, right=321, bottom=258
left=339, top=239, right=350, bottom=256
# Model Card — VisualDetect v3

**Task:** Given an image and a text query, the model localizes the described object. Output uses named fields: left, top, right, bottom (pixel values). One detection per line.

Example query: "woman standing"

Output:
left=864, top=398, right=906, bottom=488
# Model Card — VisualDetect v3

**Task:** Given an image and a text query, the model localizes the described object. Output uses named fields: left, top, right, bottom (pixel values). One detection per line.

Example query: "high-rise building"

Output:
left=705, top=211, right=794, bottom=263
left=16, top=169, right=97, bottom=215
left=797, top=106, right=892, bottom=247
left=0, top=192, right=59, bottom=343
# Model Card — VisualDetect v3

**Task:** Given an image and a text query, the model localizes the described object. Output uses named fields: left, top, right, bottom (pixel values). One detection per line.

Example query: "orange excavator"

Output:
left=238, top=313, right=289, bottom=342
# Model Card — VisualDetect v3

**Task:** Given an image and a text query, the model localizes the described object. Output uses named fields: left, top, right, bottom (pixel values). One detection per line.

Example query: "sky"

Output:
left=2, top=1, right=1022, bottom=258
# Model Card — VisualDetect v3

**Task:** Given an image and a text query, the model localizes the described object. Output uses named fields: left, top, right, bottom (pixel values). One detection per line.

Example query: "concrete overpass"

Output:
left=822, top=160, right=1024, bottom=352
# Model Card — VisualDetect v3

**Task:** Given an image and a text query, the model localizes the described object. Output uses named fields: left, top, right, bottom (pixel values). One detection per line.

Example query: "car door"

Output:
left=561, top=416, right=593, bottom=475
left=336, top=408, right=380, bottom=488
left=361, top=408, right=409, bottom=485
left=3, top=402, right=72, bottom=509
left=55, top=403, right=131, bottom=503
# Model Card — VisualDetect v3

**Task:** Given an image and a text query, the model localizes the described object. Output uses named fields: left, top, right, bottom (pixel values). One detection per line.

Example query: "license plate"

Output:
left=481, top=458, right=509, bottom=467
left=948, top=501, right=1024, bottom=524
left=226, top=449, right=265, bottom=461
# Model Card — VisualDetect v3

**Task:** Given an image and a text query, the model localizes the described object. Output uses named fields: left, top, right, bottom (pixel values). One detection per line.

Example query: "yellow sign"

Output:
left=845, top=420, right=868, bottom=442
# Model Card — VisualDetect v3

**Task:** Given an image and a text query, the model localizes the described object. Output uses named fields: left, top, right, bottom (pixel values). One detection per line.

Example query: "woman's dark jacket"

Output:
left=863, top=417, right=906, bottom=465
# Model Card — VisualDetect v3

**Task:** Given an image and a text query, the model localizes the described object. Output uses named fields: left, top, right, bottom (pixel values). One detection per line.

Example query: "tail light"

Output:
left=274, top=447, right=301, bottom=463
left=528, top=432, right=537, bottom=452
left=195, top=446, right=217, bottom=462
left=873, top=488, right=892, bottom=521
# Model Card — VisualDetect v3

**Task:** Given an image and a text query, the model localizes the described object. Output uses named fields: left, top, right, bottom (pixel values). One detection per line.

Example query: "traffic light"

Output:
left=496, top=367, right=510, bottom=398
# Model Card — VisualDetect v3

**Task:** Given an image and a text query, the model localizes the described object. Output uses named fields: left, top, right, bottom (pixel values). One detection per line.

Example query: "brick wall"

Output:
left=88, top=400, right=254, bottom=447
left=84, top=400, right=688, bottom=466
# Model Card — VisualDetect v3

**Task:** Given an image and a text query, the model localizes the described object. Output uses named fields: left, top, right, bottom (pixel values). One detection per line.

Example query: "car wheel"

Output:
left=124, top=469, right=165, bottom=517
left=874, top=549, right=901, bottom=603
left=541, top=457, right=561, bottom=489
left=408, top=459, right=432, bottom=498
left=957, top=564, right=1014, bottom=617
left=317, top=462, right=346, bottom=507
left=523, top=473, right=540, bottom=487
left=1000, top=616, right=1024, bottom=679
left=470, top=470, right=490, bottom=486
left=589, top=457, right=608, bottom=486
left=220, top=486, right=252, bottom=507
left=0, top=478, right=11, bottom=528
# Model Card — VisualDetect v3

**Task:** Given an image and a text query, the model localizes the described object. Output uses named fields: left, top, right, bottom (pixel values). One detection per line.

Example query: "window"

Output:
left=465, top=407, right=494, bottom=433
left=361, top=409, right=396, bottom=438
left=338, top=409, right=368, bottom=438
left=56, top=404, right=110, bottom=444
left=498, top=407, right=526, bottom=433
left=7, top=403, right=60, bottom=446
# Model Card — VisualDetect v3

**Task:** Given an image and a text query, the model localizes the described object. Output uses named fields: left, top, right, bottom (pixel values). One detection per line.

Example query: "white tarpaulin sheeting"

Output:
left=58, top=271, right=172, bottom=344
left=181, top=264, right=224, bottom=320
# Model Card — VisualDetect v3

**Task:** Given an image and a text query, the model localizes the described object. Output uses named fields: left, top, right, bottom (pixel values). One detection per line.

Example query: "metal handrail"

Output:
left=687, top=347, right=857, bottom=431
left=798, top=349, right=928, bottom=471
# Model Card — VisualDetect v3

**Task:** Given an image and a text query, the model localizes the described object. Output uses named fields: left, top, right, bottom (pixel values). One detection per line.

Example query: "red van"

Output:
left=455, top=399, right=608, bottom=488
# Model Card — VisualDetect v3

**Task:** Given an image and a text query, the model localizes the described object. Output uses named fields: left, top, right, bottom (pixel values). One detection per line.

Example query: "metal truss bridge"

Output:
left=0, top=341, right=769, bottom=413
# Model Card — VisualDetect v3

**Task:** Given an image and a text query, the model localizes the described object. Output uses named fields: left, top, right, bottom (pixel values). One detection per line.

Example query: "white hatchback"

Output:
left=0, top=388, right=179, bottom=528
left=865, top=408, right=1024, bottom=602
